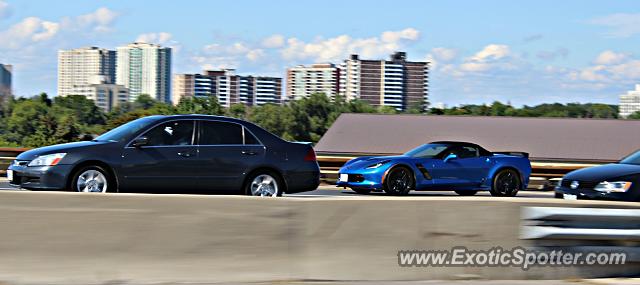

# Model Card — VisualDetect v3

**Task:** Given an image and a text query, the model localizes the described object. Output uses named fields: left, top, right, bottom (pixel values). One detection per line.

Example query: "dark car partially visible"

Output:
left=555, top=149, right=640, bottom=202
left=7, top=115, right=320, bottom=196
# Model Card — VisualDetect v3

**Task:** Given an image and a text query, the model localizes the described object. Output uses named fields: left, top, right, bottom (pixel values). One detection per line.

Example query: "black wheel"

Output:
left=352, top=188, right=372, bottom=195
left=244, top=171, right=283, bottom=197
left=490, top=169, right=521, bottom=197
left=455, top=190, right=478, bottom=196
left=383, top=166, right=413, bottom=196
left=554, top=192, right=563, bottom=199
left=70, top=165, right=116, bottom=193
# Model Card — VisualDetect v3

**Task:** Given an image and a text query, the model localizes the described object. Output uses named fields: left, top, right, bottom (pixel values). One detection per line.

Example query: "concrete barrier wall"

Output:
left=0, top=191, right=638, bottom=284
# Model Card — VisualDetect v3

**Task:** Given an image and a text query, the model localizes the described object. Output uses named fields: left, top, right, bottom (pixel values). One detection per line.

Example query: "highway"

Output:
left=0, top=178, right=555, bottom=198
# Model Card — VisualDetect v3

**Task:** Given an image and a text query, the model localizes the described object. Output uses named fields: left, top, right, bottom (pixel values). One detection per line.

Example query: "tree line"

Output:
left=0, top=93, right=634, bottom=148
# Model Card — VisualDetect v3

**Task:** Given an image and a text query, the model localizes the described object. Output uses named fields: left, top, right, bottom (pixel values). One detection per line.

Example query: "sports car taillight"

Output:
left=304, top=149, right=317, bottom=162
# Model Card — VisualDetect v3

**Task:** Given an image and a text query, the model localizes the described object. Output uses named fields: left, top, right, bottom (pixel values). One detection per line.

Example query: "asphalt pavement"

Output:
left=0, top=178, right=555, bottom=198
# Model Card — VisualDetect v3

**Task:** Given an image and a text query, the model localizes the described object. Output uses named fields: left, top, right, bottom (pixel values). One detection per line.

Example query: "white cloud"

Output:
left=469, top=44, right=510, bottom=62
left=246, top=49, right=264, bottom=61
left=0, top=17, right=60, bottom=49
left=590, top=13, right=640, bottom=38
left=455, top=44, right=516, bottom=73
left=73, top=7, right=118, bottom=33
left=430, top=47, right=457, bottom=62
left=261, top=34, right=285, bottom=48
left=280, top=28, right=421, bottom=62
left=136, top=32, right=173, bottom=44
left=0, top=0, right=11, bottom=19
left=0, top=7, right=119, bottom=50
left=568, top=51, right=640, bottom=83
left=593, top=50, right=628, bottom=65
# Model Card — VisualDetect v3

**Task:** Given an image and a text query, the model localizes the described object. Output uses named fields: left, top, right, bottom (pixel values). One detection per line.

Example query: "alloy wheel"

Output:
left=250, top=174, right=279, bottom=197
left=76, top=170, right=108, bottom=193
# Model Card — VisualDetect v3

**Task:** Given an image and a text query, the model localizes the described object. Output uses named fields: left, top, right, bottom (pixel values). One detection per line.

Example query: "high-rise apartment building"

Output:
left=286, top=63, right=340, bottom=101
left=619, top=84, right=640, bottom=118
left=172, top=69, right=282, bottom=107
left=0, top=63, right=12, bottom=100
left=339, top=52, right=429, bottom=111
left=116, top=42, right=171, bottom=103
left=57, top=47, right=116, bottom=97
left=70, top=75, right=129, bottom=112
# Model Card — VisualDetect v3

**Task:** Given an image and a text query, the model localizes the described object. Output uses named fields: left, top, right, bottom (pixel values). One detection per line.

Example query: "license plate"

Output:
left=563, top=194, right=577, bottom=200
left=6, top=170, right=13, bottom=182
left=339, top=174, right=348, bottom=182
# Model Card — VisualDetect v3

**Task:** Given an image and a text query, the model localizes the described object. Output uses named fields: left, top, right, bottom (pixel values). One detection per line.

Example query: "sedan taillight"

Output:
left=304, top=149, right=317, bottom=162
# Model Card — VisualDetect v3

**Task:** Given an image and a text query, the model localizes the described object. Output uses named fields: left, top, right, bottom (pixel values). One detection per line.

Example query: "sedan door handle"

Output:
left=242, top=150, right=258, bottom=156
left=177, top=152, right=194, bottom=158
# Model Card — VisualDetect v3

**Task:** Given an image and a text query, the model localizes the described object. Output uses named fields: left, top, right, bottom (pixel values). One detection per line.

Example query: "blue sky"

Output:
left=1, top=0, right=640, bottom=106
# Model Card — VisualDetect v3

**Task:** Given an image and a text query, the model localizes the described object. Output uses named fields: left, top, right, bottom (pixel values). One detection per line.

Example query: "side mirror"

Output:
left=444, top=153, right=457, bottom=163
left=131, top=136, right=149, bottom=148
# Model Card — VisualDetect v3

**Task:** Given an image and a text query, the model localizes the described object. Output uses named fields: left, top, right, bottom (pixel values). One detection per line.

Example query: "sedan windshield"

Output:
left=94, top=116, right=160, bottom=143
left=620, top=150, right=640, bottom=165
left=405, top=143, right=450, bottom=158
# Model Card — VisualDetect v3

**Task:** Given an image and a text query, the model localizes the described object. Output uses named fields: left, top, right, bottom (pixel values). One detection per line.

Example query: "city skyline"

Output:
left=0, top=0, right=639, bottom=106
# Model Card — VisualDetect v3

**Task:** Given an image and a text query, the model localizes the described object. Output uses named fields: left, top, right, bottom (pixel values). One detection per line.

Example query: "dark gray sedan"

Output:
left=7, top=115, right=320, bottom=196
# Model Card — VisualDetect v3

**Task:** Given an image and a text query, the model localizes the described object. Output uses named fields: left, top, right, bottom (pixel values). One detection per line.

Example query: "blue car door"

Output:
left=429, top=146, right=487, bottom=187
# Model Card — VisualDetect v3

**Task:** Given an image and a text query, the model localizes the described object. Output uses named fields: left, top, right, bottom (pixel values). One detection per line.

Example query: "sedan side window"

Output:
left=199, top=121, right=243, bottom=145
left=143, top=120, right=194, bottom=146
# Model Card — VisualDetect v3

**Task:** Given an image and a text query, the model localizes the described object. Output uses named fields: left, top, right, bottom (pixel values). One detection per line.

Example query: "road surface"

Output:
left=0, top=178, right=555, bottom=198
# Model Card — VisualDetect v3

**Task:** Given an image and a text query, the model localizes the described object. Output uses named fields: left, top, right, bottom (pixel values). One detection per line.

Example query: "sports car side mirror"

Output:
left=132, top=136, right=149, bottom=148
left=444, top=153, right=457, bottom=162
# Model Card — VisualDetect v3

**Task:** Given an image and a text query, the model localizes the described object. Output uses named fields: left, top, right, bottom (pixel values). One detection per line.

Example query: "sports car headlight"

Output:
left=366, top=160, right=391, bottom=169
left=594, top=181, right=632, bottom=193
left=28, top=153, right=67, bottom=167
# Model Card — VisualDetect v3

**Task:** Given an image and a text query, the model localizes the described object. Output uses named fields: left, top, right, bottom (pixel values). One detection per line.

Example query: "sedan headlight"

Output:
left=28, top=153, right=67, bottom=167
left=594, top=181, right=632, bottom=193
left=366, top=160, right=391, bottom=169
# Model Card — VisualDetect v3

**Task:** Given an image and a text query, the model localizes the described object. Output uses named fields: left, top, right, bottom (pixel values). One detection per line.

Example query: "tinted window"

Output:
left=405, top=144, right=449, bottom=158
left=143, top=120, right=194, bottom=146
left=200, top=121, right=243, bottom=145
left=95, top=116, right=159, bottom=143
left=444, top=146, right=479, bottom=159
left=620, top=150, right=640, bottom=165
left=244, top=129, right=260, bottom=145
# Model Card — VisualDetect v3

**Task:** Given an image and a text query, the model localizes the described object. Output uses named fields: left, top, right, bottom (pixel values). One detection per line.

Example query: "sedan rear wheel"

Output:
left=384, top=166, right=413, bottom=196
left=246, top=172, right=282, bottom=197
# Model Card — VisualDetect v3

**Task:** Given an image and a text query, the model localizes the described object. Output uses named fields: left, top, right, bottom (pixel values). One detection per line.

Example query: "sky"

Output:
left=0, top=0, right=639, bottom=107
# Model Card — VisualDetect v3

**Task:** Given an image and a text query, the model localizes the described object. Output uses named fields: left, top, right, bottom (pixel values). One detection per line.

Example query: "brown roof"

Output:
left=315, top=113, right=640, bottom=162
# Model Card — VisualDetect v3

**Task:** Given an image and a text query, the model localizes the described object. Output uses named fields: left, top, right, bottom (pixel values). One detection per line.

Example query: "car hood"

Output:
left=16, top=141, right=114, bottom=161
left=564, top=163, right=640, bottom=181
left=343, top=155, right=408, bottom=170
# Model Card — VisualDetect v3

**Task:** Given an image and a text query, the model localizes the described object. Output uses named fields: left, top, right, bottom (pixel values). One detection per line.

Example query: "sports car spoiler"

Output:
left=493, top=151, right=529, bottom=158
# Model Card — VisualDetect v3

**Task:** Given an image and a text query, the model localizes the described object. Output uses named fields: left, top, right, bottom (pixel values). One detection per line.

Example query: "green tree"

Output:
left=227, top=103, right=247, bottom=119
left=627, top=111, right=640, bottom=119
left=175, top=96, right=224, bottom=115
left=53, top=95, right=106, bottom=125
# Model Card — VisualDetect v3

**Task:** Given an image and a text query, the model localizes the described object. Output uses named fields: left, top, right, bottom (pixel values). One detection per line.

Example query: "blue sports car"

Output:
left=336, top=141, right=532, bottom=196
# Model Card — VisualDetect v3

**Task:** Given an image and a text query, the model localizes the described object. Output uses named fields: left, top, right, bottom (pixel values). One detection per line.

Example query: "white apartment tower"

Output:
left=172, top=70, right=282, bottom=107
left=57, top=47, right=116, bottom=96
left=338, top=52, right=429, bottom=111
left=286, top=64, right=340, bottom=101
left=116, top=42, right=172, bottom=103
left=619, top=84, right=640, bottom=118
